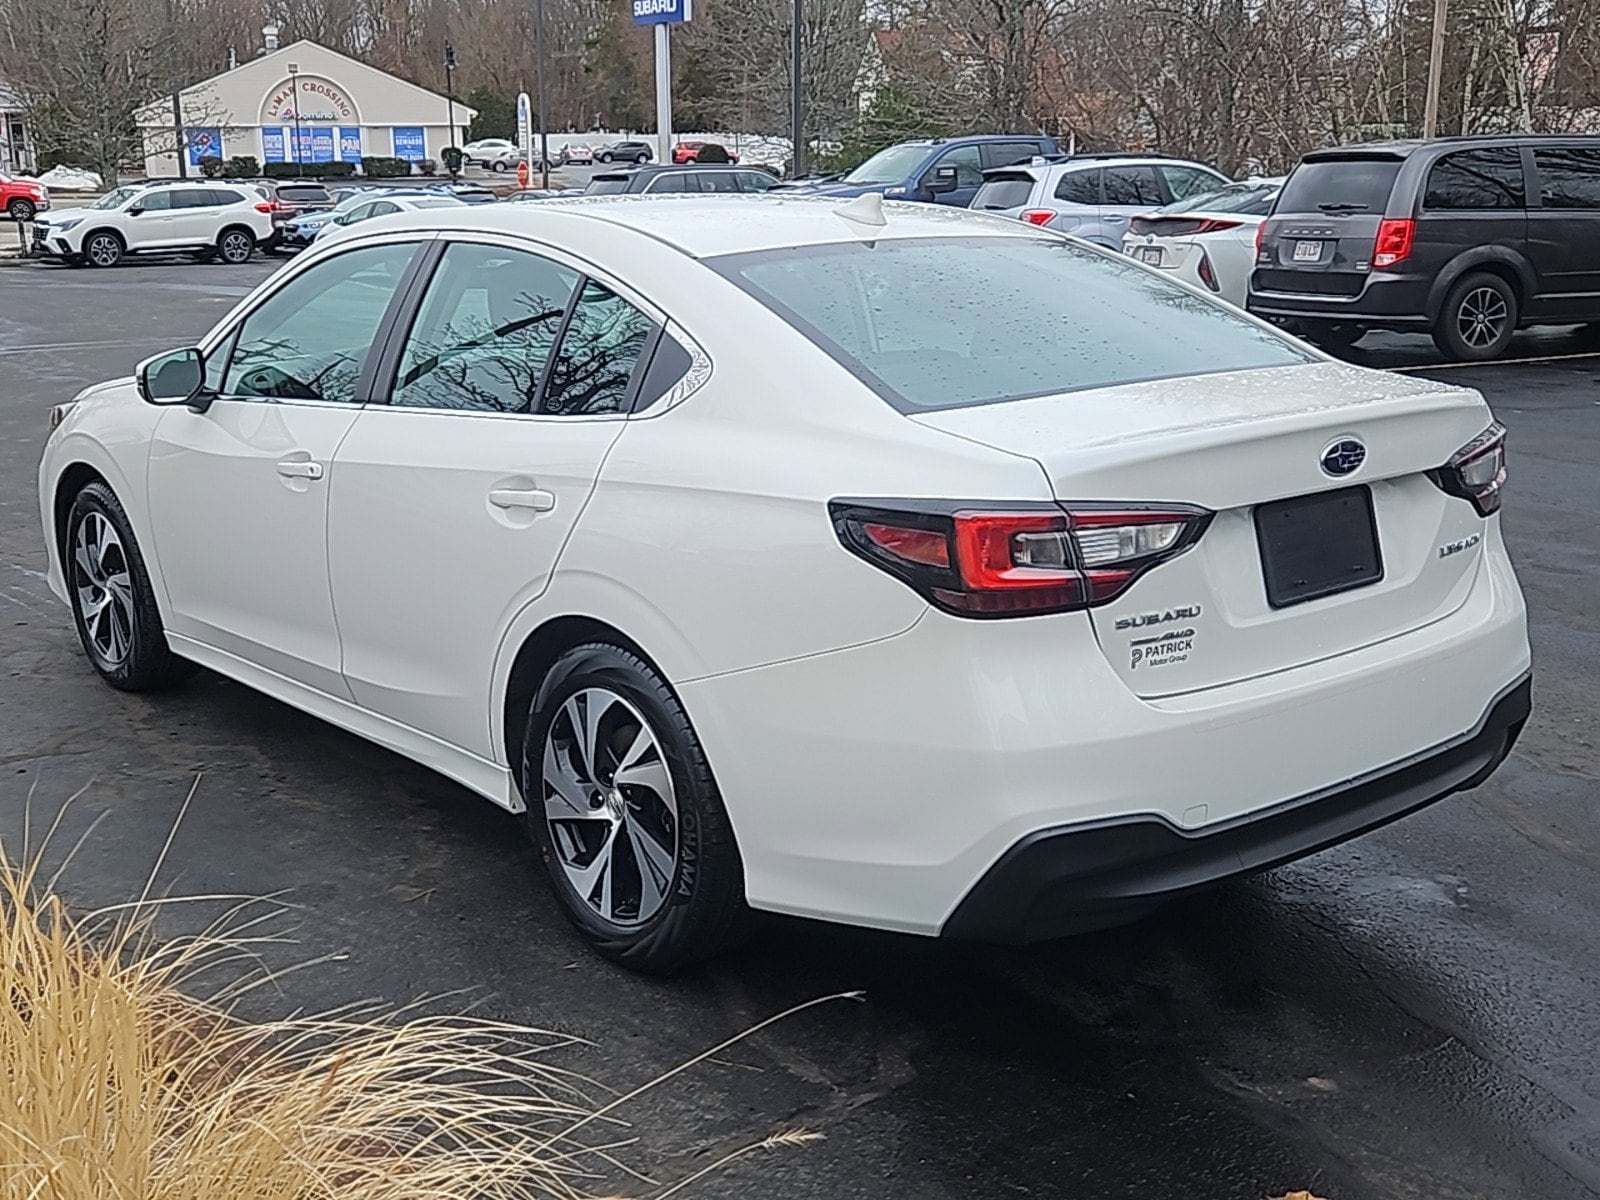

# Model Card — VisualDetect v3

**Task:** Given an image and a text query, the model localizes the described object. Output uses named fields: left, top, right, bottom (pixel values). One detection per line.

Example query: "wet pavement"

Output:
left=1, top=260, right=1597, bottom=1199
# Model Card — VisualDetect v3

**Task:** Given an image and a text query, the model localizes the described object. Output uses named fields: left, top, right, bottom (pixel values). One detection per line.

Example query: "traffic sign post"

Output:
left=632, top=0, right=692, bottom=166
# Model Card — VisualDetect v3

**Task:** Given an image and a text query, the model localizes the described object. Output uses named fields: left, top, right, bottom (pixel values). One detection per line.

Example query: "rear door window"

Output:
left=973, top=173, right=1036, bottom=211
left=1054, top=169, right=1100, bottom=205
left=1533, top=147, right=1600, bottom=209
left=1101, top=166, right=1164, bottom=206
left=1424, top=148, right=1525, bottom=210
left=983, top=141, right=1045, bottom=169
left=1160, top=165, right=1226, bottom=201
left=1277, top=158, right=1402, bottom=214
left=540, top=282, right=655, bottom=415
left=695, top=171, right=742, bottom=194
left=645, top=173, right=692, bottom=194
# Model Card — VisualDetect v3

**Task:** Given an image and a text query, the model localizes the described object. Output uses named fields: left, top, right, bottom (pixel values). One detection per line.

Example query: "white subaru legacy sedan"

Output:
left=38, top=196, right=1531, bottom=970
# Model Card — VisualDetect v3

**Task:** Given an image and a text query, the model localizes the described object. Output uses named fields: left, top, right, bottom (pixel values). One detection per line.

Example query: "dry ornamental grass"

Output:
left=0, top=787, right=829, bottom=1200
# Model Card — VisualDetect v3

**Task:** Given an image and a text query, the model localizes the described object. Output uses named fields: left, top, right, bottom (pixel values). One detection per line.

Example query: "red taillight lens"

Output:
left=1373, top=218, right=1414, bottom=269
left=1130, top=217, right=1241, bottom=238
left=831, top=501, right=1212, bottom=618
left=1020, top=208, right=1055, bottom=227
left=1196, top=249, right=1219, bottom=291
left=1254, top=221, right=1268, bottom=262
left=1430, top=422, right=1507, bottom=516
left=254, top=202, right=274, bottom=213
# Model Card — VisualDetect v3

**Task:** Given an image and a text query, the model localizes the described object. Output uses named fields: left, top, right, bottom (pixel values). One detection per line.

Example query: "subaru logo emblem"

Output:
left=1320, top=438, right=1366, bottom=477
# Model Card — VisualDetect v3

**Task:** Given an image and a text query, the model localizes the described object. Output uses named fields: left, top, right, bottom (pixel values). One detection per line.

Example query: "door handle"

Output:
left=489, top=487, right=556, bottom=512
left=1104, top=214, right=1126, bottom=222
left=276, top=460, right=324, bottom=480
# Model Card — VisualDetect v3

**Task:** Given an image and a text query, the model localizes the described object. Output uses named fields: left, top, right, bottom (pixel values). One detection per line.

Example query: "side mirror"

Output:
left=127, top=205, right=145, bottom=216
left=925, top=166, right=959, bottom=195
left=137, top=347, right=211, bottom=411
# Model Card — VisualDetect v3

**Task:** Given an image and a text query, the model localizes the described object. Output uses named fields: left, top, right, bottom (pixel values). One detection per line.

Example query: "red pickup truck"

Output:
left=0, top=171, right=49, bottom=221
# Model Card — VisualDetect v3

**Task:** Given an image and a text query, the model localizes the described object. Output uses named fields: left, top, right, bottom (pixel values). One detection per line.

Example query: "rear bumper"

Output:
left=679, top=529, right=1530, bottom=936
left=1248, top=271, right=1433, bottom=328
left=944, top=674, right=1530, bottom=941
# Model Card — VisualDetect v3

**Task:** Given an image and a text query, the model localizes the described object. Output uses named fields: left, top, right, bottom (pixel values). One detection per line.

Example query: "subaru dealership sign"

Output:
left=632, top=0, right=690, bottom=24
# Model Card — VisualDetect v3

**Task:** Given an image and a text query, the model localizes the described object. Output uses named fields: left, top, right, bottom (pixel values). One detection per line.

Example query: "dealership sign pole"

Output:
left=632, top=0, right=691, bottom=166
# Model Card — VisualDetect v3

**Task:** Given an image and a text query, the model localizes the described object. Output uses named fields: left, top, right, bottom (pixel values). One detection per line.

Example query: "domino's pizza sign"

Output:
left=632, top=0, right=691, bottom=24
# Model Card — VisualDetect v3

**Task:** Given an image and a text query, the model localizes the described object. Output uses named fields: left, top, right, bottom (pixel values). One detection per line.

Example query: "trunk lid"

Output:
left=1255, top=155, right=1403, bottom=298
left=911, top=361, right=1494, bottom=697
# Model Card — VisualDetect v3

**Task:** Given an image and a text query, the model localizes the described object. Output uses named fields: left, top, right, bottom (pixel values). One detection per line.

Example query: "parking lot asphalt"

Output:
left=2, top=258, right=1598, bottom=1199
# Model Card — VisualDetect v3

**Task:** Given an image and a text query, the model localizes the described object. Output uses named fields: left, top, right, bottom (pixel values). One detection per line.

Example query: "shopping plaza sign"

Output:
left=631, top=0, right=691, bottom=24
left=260, top=77, right=358, bottom=124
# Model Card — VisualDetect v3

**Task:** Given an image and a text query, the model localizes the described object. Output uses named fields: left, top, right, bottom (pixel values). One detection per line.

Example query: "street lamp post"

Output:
left=535, top=0, right=550, bottom=188
left=288, top=62, right=302, bottom=177
left=790, top=0, right=805, bottom=178
left=164, top=0, right=186, bottom=177
left=445, top=43, right=459, bottom=180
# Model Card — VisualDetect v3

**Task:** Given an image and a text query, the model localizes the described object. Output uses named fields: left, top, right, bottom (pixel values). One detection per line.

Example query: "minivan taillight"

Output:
left=1020, top=209, right=1055, bottom=227
left=1254, top=221, right=1268, bottom=263
left=831, top=501, right=1212, bottom=617
left=1373, top=218, right=1414, bottom=269
left=1430, top=422, right=1507, bottom=516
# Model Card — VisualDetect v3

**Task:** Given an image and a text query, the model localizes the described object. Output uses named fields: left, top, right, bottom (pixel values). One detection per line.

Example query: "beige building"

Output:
left=136, top=37, right=476, bottom=177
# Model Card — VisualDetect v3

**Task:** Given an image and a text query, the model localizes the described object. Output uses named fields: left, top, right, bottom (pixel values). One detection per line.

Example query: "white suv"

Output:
left=33, top=181, right=273, bottom=268
left=972, top=154, right=1230, bottom=248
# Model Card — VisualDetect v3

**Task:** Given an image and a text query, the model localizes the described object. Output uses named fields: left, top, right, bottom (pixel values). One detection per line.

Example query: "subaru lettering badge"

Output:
left=1320, top=438, right=1366, bottom=477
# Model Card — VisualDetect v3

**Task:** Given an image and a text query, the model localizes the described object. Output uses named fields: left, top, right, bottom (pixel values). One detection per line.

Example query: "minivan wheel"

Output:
left=522, top=642, right=746, bottom=971
left=65, top=482, right=195, bottom=691
left=83, top=232, right=123, bottom=268
left=1434, top=272, right=1517, bottom=361
left=217, top=227, right=255, bottom=265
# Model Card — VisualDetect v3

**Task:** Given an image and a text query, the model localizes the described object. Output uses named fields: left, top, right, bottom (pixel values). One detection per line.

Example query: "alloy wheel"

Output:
left=220, top=231, right=252, bottom=263
left=86, top=235, right=120, bottom=267
left=1457, top=286, right=1508, bottom=350
left=543, top=687, right=678, bottom=927
left=7, top=198, right=34, bottom=221
left=71, top=511, right=134, bottom=667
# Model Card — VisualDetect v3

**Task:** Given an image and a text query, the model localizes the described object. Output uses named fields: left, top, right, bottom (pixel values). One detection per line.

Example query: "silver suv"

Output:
left=971, top=155, right=1229, bottom=248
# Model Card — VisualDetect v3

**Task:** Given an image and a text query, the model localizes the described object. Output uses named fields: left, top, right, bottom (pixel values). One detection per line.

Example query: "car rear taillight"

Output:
left=1373, top=218, right=1414, bottom=269
left=1196, top=249, right=1219, bottom=291
left=1129, top=217, right=1241, bottom=237
left=1429, top=422, right=1506, bottom=516
left=831, top=501, right=1212, bottom=617
left=254, top=202, right=274, bottom=213
left=1020, top=209, right=1055, bottom=227
left=1254, top=221, right=1268, bottom=263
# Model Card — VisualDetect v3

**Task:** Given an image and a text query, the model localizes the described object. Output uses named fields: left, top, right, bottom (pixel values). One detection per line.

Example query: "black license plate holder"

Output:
left=1255, top=486, right=1383, bottom=609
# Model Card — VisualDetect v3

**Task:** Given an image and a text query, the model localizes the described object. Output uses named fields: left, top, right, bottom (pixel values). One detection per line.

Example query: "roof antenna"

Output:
left=835, top=191, right=887, bottom=229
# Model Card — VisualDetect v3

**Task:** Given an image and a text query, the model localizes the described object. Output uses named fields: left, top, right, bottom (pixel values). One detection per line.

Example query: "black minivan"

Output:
left=1248, top=136, right=1600, bottom=359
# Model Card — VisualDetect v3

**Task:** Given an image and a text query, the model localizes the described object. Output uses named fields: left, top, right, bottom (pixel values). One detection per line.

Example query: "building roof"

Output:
left=135, top=40, right=476, bottom=127
left=347, top=193, right=1043, bottom=259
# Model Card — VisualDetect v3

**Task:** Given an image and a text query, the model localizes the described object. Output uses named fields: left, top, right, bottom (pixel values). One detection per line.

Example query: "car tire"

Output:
left=83, top=231, right=123, bottom=268
left=521, top=642, right=747, bottom=972
left=64, top=481, right=196, bottom=692
left=598, top=152, right=612, bottom=163
left=1302, top=321, right=1363, bottom=352
left=635, top=153, right=649, bottom=164
left=7, top=197, right=35, bottom=221
left=216, top=227, right=255, bottom=265
left=1433, top=271, right=1517, bottom=361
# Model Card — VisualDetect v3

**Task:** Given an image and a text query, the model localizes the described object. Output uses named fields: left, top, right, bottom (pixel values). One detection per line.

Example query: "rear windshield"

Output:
left=586, top=176, right=632, bottom=195
left=971, top=175, right=1035, bottom=211
left=276, top=185, right=331, bottom=203
left=712, top=236, right=1309, bottom=411
left=1163, top=182, right=1280, bottom=216
left=1277, top=158, right=1402, bottom=214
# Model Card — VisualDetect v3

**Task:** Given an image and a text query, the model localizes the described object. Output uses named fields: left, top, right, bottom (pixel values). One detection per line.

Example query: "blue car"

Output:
left=783, top=135, right=1060, bottom=207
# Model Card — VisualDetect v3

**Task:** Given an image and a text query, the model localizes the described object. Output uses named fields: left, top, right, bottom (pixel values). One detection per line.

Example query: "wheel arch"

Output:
left=1426, top=249, right=1533, bottom=323
left=53, top=461, right=112, bottom=562
left=499, top=615, right=670, bottom=803
left=81, top=226, right=126, bottom=251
